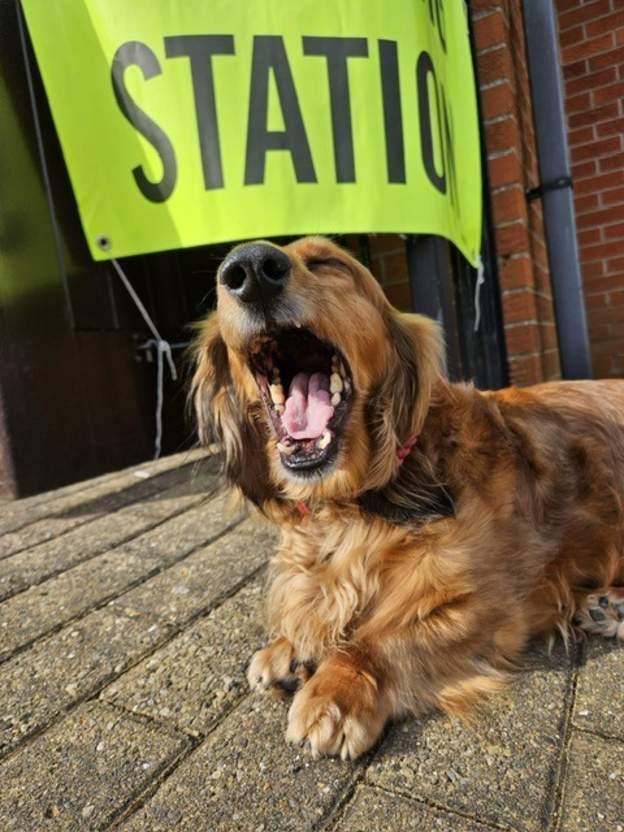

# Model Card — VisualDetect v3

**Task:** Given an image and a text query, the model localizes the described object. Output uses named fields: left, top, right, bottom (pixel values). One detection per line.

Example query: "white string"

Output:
left=473, top=255, right=486, bottom=333
left=111, top=259, right=178, bottom=459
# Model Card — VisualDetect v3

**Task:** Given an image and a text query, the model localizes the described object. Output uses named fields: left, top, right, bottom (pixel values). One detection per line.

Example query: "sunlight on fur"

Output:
left=191, top=236, right=624, bottom=760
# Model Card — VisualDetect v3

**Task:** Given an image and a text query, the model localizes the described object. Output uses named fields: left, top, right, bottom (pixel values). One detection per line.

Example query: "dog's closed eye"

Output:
left=305, top=257, right=350, bottom=273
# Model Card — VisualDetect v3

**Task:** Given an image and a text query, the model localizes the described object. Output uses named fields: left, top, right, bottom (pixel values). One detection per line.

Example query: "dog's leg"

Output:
left=247, top=637, right=315, bottom=696
left=285, top=647, right=392, bottom=760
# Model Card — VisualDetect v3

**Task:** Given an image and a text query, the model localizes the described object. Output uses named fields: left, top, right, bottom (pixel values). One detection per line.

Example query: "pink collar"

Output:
left=397, top=435, right=418, bottom=464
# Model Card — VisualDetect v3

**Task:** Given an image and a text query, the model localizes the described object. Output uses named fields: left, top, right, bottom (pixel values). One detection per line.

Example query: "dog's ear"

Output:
left=360, top=311, right=453, bottom=523
left=191, top=314, right=280, bottom=510
left=367, top=312, right=444, bottom=467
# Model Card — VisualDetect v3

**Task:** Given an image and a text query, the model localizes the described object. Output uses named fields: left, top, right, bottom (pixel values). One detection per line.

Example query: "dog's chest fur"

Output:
left=266, top=510, right=419, bottom=659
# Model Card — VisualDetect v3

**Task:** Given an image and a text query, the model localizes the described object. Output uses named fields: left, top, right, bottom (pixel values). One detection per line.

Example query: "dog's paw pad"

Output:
left=575, top=591, right=624, bottom=640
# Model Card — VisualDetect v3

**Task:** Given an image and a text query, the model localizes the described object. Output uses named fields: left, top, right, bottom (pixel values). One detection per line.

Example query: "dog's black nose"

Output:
left=220, top=243, right=290, bottom=306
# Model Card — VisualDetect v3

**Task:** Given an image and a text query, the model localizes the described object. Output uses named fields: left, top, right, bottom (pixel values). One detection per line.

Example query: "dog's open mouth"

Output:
left=248, top=328, right=353, bottom=474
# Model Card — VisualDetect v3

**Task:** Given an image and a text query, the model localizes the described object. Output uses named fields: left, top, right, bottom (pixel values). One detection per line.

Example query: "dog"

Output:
left=192, top=236, right=624, bottom=760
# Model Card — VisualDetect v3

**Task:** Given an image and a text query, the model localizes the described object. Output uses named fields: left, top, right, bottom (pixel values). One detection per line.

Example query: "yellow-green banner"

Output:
left=21, top=0, right=482, bottom=264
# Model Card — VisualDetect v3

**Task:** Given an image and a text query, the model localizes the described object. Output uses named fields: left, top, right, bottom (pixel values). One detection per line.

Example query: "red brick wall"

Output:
left=472, top=0, right=561, bottom=385
left=557, top=0, right=624, bottom=378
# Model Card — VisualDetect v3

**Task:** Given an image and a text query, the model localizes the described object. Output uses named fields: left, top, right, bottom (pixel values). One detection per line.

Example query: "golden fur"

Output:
left=192, top=236, right=624, bottom=760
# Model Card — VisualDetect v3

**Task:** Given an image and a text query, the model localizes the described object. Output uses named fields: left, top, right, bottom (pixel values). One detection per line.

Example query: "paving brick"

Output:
left=366, top=644, right=574, bottom=832
left=0, top=605, right=172, bottom=756
left=120, top=696, right=361, bottom=832
left=573, top=639, right=624, bottom=741
left=336, top=786, right=496, bottom=832
left=0, top=702, right=187, bottom=831
left=0, top=455, right=217, bottom=560
left=559, top=731, right=624, bottom=831
left=106, top=517, right=275, bottom=624
left=0, top=518, right=273, bottom=756
left=0, top=492, right=243, bottom=659
left=0, top=449, right=208, bottom=540
left=102, top=578, right=266, bottom=737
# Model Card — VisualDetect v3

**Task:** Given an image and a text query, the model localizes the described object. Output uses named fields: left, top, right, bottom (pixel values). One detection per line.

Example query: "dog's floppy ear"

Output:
left=191, top=314, right=280, bottom=510
left=360, top=312, right=453, bottom=524
left=367, top=312, right=444, bottom=470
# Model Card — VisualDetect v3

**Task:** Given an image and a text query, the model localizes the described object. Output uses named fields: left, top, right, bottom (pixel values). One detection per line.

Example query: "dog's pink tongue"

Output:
left=282, top=373, right=334, bottom=440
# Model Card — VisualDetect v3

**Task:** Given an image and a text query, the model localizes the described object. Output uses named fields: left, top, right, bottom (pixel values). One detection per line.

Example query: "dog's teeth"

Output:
left=270, top=384, right=285, bottom=405
left=339, top=362, right=347, bottom=378
left=330, top=373, right=343, bottom=394
left=331, top=392, right=341, bottom=406
left=331, top=354, right=339, bottom=370
left=277, top=441, right=294, bottom=455
left=317, top=430, right=331, bottom=449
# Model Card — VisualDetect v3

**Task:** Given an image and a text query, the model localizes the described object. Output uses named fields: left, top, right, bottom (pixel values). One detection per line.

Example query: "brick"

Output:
left=102, top=579, right=265, bottom=738
left=336, top=787, right=495, bottom=832
left=480, top=81, right=515, bottom=120
left=599, top=150, right=624, bottom=170
left=581, top=239, right=624, bottom=260
left=566, top=65, right=617, bottom=97
left=588, top=43, right=624, bottom=71
left=597, top=116, right=624, bottom=139
left=477, top=45, right=514, bottom=86
left=488, top=151, right=522, bottom=188
left=559, top=24, right=585, bottom=49
left=584, top=291, right=610, bottom=307
left=556, top=0, right=583, bottom=13
left=605, top=221, right=624, bottom=239
left=568, top=125, right=595, bottom=146
left=542, top=349, right=561, bottom=381
left=562, top=32, right=615, bottom=65
left=473, top=10, right=507, bottom=51
left=492, top=186, right=527, bottom=224
left=578, top=227, right=602, bottom=246
left=502, top=291, right=538, bottom=324
left=0, top=702, right=187, bottom=831
left=568, top=101, right=619, bottom=129
left=499, top=256, right=534, bottom=290
left=0, top=494, right=244, bottom=660
left=577, top=203, right=624, bottom=229
left=582, top=260, right=605, bottom=281
left=495, top=221, right=529, bottom=256
left=562, top=736, right=624, bottom=832
left=586, top=9, right=624, bottom=39
left=602, top=186, right=624, bottom=205
left=558, top=0, right=610, bottom=32
left=510, top=353, right=545, bottom=385
left=583, top=273, right=624, bottom=293
left=540, top=323, right=559, bottom=350
left=571, top=135, right=622, bottom=163
left=121, top=696, right=361, bottom=832
left=592, top=79, right=624, bottom=105
left=607, top=255, right=624, bottom=272
left=566, top=90, right=592, bottom=114
left=571, top=159, right=597, bottom=180
left=563, top=58, right=588, bottom=80
left=574, top=192, right=600, bottom=214
left=575, top=170, right=624, bottom=195
left=506, top=323, right=543, bottom=355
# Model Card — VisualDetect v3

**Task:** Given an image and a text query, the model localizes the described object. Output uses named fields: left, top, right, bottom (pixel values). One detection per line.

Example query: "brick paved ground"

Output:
left=0, top=450, right=622, bottom=831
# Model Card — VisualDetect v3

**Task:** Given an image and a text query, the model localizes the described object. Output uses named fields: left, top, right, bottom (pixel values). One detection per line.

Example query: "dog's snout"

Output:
left=220, top=243, right=290, bottom=306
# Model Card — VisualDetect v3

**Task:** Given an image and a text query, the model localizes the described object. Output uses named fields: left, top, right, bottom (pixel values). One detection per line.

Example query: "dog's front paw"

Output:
left=285, top=656, right=387, bottom=760
left=247, top=638, right=314, bottom=695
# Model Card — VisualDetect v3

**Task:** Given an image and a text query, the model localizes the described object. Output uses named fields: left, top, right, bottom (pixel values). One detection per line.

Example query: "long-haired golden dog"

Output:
left=192, top=236, right=624, bottom=760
